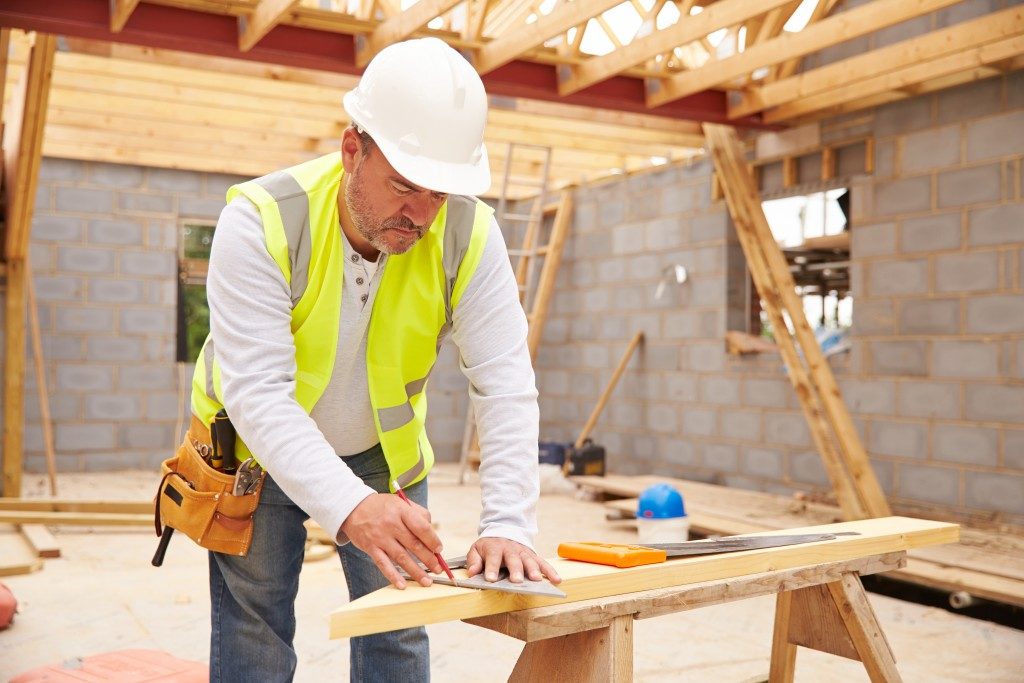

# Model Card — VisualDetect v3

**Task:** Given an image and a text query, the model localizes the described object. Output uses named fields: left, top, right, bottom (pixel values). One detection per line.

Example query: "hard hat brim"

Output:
left=375, top=133, right=492, bottom=197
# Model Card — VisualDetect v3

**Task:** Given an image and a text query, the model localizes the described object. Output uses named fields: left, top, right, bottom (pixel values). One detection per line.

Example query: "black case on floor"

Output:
left=563, top=439, right=606, bottom=476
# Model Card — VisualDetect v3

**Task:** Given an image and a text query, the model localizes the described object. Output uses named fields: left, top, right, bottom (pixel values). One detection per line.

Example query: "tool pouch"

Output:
left=154, top=427, right=265, bottom=558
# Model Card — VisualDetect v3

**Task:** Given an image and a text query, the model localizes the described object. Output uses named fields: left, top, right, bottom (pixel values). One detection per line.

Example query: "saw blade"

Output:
left=431, top=569, right=567, bottom=598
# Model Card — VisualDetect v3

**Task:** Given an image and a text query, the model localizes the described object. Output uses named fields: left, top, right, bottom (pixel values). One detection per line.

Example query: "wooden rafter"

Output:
left=773, top=0, right=840, bottom=82
left=110, top=0, right=143, bottom=32
left=484, top=0, right=537, bottom=38
left=559, top=0, right=793, bottom=96
left=462, top=0, right=493, bottom=41
left=733, top=6, right=1024, bottom=119
left=355, top=0, right=464, bottom=67
left=239, top=0, right=301, bottom=52
left=647, top=0, right=964, bottom=107
left=473, top=0, right=621, bottom=75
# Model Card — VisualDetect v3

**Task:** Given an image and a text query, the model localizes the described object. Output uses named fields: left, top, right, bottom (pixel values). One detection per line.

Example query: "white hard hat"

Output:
left=343, top=37, right=491, bottom=196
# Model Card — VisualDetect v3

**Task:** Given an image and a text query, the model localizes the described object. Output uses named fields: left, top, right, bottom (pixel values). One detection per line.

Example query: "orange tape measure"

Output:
left=557, top=541, right=667, bottom=568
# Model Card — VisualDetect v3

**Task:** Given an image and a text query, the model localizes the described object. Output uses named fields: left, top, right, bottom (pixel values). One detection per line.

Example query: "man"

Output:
left=193, top=38, right=560, bottom=681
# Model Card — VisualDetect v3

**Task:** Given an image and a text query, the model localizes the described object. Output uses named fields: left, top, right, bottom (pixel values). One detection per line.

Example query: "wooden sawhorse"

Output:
left=466, top=551, right=906, bottom=682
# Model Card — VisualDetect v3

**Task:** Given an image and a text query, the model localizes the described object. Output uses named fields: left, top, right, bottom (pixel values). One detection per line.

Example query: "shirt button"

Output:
left=360, top=294, right=368, bottom=303
left=351, top=254, right=359, bottom=263
left=356, top=277, right=364, bottom=285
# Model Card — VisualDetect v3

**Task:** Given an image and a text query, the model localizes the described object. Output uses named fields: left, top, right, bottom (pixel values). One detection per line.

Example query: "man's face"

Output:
left=344, top=139, right=448, bottom=255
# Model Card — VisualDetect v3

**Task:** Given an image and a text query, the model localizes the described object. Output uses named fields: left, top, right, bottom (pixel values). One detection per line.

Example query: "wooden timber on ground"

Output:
left=0, top=529, right=43, bottom=576
left=329, top=516, right=958, bottom=639
left=579, top=473, right=1024, bottom=608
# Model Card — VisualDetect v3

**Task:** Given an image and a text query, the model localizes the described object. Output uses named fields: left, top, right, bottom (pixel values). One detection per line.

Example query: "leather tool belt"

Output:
left=153, top=415, right=265, bottom=559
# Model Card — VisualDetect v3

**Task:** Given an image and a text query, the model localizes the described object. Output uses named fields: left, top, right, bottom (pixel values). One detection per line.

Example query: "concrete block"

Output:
left=934, top=424, right=998, bottom=467
left=55, top=306, right=115, bottom=333
left=900, top=212, right=961, bottom=253
left=664, top=373, right=697, bottom=402
left=724, top=409, right=762, bottom=441
left=179, top=197, right=227, bottom=219
left=935, top=0, right=1000, bottom=27
left=688, top=278, right=725, bottom=308
left=33, top=276, right=82, bottom=302
left=839, top=379, right=895, bottom=415
left=868, top=259, right=928, bottom=296
left=40, top=334, right=84, bottom=361
left=869, top=341, right=928, bottom=377
left=55, top=186, right=114, bottom=214
left=89, top=163, right=144, bottom=188
left=743, top=447, right=784, bottom=479
left=936, top=76, right=1002, bottom=126
left=56, top=365, right=114, bottom=392
left=898, top=381, right=960, bottom=419
left=628, top=190, right=662, bottom=222
left=661, top=438, right=699, bottom=468
left=85, top=395, right=142, bottom=421
left=39, top=157, right=84, bottom=181
left=742, top=377, right=790, bottom=408
left=938, top=164, right=1002, bottom=209
left=968, top=204, right=1024, bottom=247
left=56, top=423, right=116, bottom=452
left=204, top=172, right=246, bottom=198
left=663, top=311, right=699, bottom=339
left=874, top=175, right=931, bottom=217
left=570, top=261, right=595, bottom=287
left=25, top=392, right=80, bottom=422
left=594, top=258, right=627, bottom=284
left=119, top=365, right=176, bottom=390
left=612, top=225, right=646, bottom=255
left=966, top=295, right=1024, bottom=334
left=899, top=299, right=960, bottom=335
left=873, top=139, right=895, bottom=179
left=1005, top=429, right=1024, bottom=470
left=644, top=217, right=687, bottom=251
left=582, top=288, right=611, bottom=313
left=610, top=402, right=642, bottom=429
left=614, top=286, right=647, bottom=311
left=119, top=423, right=175, bottom=450
left=965, top=471, right=1024, bottom=515
left=34, top=185, right=49, bottom=211
left=851, top=222, right=895, bottom=257
left=965, top=383, right=1024, bottom=424
left=682, top=408, right=715, bottom=436
left=147, top=167, right=201, bottom=192
left=967, top=111, right=1024, bottom=162
left=898, top=464, right=959, bottom=506
left=874, top=97, right=931, bottom=137
left=627, top=254, right=660, bottom=281
left=902, top=125, right=961, bottom=173
left=764, top=412, right=810, bottom=447
left=690, top=212, right=728, bottom=243
left=120, top=308, right=175, bottom=335
left=85, top=335, right=145, bottom=362
left=118, top=191, right=175, bottom=214
left=598, top=198, right=626, bottom=229
left=686, top=342, right=724, bottom=373
left=852, top=299, right=895, bottom=335
left=936, top=251, right=999, bottom=292
left=646, top=404, right=680, bottom=434
left=58, top=246, right=116, bottom=274
left=699, top=376, right=740, bottom=405
left=119, top=251, right=177, bottom=278
left=661, top=186, right=695, bottom=215
left=932, top=340, right=999, bottom=378
left=869, top=419, right=927, bottom=459
left=1010, top=70, right=1024, bottom=109
left=644, top=344, right=681, bottom=371
left=88, top=279, right=146, bottom=305
left=33, top=215, right=84, bottom=242
left=790, top=451, right=829, bottom=487
left=698, top=443, right=734, bottom=472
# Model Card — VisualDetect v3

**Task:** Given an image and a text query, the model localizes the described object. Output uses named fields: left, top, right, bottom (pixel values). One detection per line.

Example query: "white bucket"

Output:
left=636, top=515, right=690, bottom=544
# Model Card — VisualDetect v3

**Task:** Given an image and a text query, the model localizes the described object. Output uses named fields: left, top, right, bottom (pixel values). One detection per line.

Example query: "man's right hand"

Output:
left=340, top=493, right=443, bottom=590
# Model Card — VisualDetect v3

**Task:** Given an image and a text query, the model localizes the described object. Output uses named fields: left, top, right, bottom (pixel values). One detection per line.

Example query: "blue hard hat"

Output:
left=637, top=483, right=686, bottom=519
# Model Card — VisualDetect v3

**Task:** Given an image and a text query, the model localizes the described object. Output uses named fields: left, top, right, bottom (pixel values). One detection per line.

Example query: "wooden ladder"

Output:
left=702, top=123, right=891, bottom=521
left=457, top=143, right=573, bottom=483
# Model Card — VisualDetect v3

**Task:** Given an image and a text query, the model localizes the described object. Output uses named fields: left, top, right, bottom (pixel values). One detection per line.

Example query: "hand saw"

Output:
left=558, top=531, right=861, bottom=568
left=403, top=555, right=567, bottom=598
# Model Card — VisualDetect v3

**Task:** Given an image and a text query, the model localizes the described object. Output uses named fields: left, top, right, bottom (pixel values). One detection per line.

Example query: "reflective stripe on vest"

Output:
left=190, top=153, right=491, bottom=489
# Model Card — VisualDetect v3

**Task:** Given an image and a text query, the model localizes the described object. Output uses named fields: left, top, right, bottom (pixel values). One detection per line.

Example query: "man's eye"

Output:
left=390, top=181, right=414, bottom=195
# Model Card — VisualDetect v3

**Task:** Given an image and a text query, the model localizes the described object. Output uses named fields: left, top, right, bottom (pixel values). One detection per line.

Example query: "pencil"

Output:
left=392, top=480, right=458, bottom=586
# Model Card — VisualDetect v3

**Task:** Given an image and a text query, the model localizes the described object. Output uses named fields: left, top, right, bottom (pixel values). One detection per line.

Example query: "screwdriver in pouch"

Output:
left=211, top=409, right=237, bottom=472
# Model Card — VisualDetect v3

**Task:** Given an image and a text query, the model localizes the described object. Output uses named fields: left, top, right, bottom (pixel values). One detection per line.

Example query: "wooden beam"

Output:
left=733, top=6, right=1024, bottom=118
left=772, top=0, right=840, bottom=82
left=525, top=189, right=573, bottom=361
left=355, top=0, right=464, bottom=67
left=647, top=0, right=963, bottom=107
left=0, top=499, right=152, bottom=513
left=18, top=523, right=60, bottom=558
left=559, top=0, right=793, bottom=96
left=473, top=0, right=621, bottom=75
left=764, top=31, right=1024, bottom=123
left=110, top=0, right=143, bottom=32
left=0, top=510, right=151, bottom=526
left=329, top=517, right=958, bottom=638
left=238, top=0, right=301, bottom=52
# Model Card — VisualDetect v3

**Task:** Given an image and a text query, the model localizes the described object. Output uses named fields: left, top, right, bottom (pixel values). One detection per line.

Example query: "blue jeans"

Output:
left=209, top=444, right=430, bottom=682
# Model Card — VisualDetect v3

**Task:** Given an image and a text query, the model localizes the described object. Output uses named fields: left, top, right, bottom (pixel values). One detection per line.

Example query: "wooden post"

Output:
left=575, top=331, right=643, bottom=449
left=509, top=614, right=633, bottom=683
left=26, top=258, right=58, bottom=495
left=2, top=32, right=57, bottom=498
left=526, top=188, right=573, bottom=360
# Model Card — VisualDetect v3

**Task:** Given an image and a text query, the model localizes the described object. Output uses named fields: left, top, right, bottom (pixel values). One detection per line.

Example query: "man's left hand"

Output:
left=464, top=537, right=562, bottom=585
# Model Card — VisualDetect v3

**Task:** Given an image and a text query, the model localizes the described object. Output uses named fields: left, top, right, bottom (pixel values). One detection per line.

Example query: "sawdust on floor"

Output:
left=2, top=464, right=1023, bottom=682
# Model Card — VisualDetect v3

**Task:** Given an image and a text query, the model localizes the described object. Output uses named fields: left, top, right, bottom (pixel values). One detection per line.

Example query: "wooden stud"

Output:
left=525, top=189, right=573, bottom=361
left=18, top=523, right=61, bottom=558
left=238, top=0, right=301, bottom=52
left=110, top=0, right=143, bottom=32
left=648, top=0, right=962, bottom=107
left=782, top=155, right=797, bottom=188
left=826, top=574, right=903, bottom=682
left=821, top=146, right=836, bottom=181
left=768, top=590, right=797, bottom=683
left=355, top=0, right=463, bottom=67
left=0, top=511, right=151, bottom=526
left=0, top=499, right=152, bottom=513
left=2, top=258, right=27, bottom=499
left=25, top=259, right=57, bottom=495
left=575, top=331, right=644, bottom=449
left=510, top=614, right=632, bottom=683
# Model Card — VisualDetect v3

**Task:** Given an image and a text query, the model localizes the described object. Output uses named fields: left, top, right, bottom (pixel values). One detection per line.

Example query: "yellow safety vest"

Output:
left=190, top=152, right=492, bottom=490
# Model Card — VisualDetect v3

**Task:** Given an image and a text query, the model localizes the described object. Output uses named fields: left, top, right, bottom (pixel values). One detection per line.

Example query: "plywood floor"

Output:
left=2, top=464, right=1023, bottom=682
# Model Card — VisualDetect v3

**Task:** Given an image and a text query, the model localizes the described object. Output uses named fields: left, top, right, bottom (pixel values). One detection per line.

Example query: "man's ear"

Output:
left=341, top=127, right=362, bottom=173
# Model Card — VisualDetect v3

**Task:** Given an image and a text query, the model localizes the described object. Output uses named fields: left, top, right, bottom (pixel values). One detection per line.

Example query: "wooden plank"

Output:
left=0, top=499, right=152, bottom=514
left=468, top=552, right=905, bottom=642
left=2, top=258, right=27, bottom=499
left=0, top=530, right=43, bottom=576
left=26, top=259, right=57, bottom=496
left=0, top=511, right=151, bottom=526
left=764, top=32, right=1024, bottom=122
left=769, top=590, right=798, bottom=683
left=827, top=574, right=903, bottom=682
left=110, top=0, right=143, bottom=32
left=647, top=0, right=963, bottom=107
left=238, top=0, right=301, bottom=52
left=329, top=517, right=958, bottom=638
left=892, top=557, right=1024, bottom=608
left=704, top=123, right=891, bottom=519
left=355, top=0, right=463, bottom=67
left=575, top=331, right=644, bottom=449
left=509, top=614, right=632, bottom=682
left=559, top=0, right=794, bottom=96
left=732, top=6, right=1024, bottom=118
left=18, top=523, right=60, bottom=558
left=473, top=0, right=622, bottom=75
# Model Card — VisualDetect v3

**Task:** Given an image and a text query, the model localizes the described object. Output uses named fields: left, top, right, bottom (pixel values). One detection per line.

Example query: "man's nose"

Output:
left=401, top=193, right=435, bottom=227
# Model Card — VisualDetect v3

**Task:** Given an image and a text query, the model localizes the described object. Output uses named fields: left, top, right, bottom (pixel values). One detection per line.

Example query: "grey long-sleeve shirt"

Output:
left=206, top=196, right=539, bottom=548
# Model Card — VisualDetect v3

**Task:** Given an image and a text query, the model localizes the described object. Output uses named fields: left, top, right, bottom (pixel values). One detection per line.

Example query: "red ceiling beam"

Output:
left=0, top=0, right=770, bottom=127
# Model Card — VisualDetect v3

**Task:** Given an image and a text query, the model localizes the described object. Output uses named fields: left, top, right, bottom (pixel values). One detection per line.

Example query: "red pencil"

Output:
left=392, top=480, right=458, bottom=586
